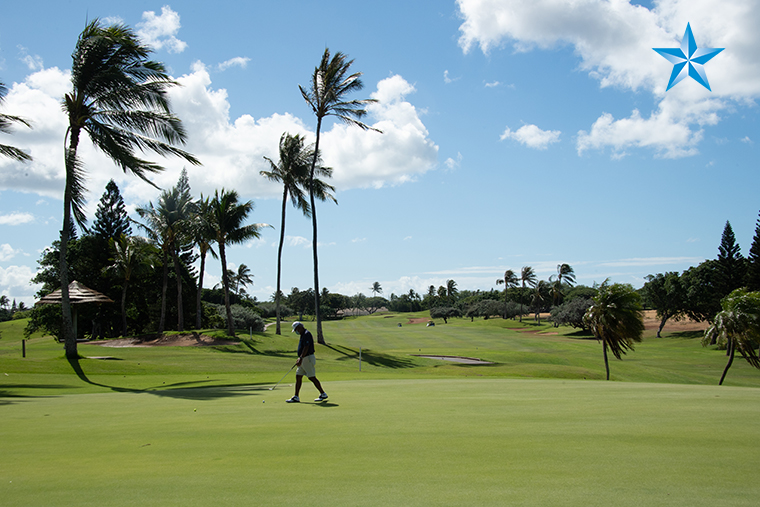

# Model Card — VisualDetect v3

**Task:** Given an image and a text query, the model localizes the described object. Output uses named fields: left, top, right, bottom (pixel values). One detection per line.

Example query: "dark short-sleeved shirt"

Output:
left=298, top=329, right=315, bottom=357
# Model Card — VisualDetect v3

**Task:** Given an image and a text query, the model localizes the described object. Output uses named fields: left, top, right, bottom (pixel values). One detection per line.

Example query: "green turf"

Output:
left=2, top=315, right=760, bottom=505
left=2, top=379, right=759, bottom=506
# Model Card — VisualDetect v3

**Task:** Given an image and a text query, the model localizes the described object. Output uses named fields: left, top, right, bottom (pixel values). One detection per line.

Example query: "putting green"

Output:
left=2, top=378, right=758, bottom=506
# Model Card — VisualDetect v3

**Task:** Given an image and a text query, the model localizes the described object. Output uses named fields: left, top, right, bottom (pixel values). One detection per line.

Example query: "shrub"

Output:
left=550, top=298, right=593, bottom=329
left=430, top=306, right=461, bottom=324
left=256, top=302, right=292, bottom=319
left=210, top=303, right=265, bottom=332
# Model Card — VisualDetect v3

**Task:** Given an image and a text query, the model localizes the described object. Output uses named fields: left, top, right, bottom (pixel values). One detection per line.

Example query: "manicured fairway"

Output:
left=3, top=314, right=760, bottom=505
left=2, top=378, right=760, bottom=506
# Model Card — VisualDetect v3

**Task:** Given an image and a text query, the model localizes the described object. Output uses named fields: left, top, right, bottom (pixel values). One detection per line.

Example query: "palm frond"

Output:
left=0, top=81, right=32, bottom=161
left=64, top=145, right=88, bottom=227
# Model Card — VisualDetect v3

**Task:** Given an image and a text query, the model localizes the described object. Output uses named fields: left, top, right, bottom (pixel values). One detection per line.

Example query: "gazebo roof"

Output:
left=36, top=280, right=114, bottom=305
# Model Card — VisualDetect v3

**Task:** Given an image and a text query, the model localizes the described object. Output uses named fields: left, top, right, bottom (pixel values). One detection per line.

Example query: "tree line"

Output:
left=26, top=174, right=268, bottom=342
left=1, top=19, right=378, bottom=358
left=642, top=218, right=760, bottom=336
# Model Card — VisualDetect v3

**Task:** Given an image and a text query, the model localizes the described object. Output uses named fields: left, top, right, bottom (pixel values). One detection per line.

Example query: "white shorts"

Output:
left=296, top=354, right=317, bottom=378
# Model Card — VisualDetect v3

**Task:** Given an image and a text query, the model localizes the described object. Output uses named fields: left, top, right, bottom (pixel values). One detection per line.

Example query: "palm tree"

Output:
left=59, top=20, right=199, bottom=358
left=260, top=132, right=336, bottom=334
left=107, top=234, right=155, bottom=336
left=300, top=48, right=380, bottom=344
left=191, top=195, right=217, bottom=330
left=550, top=263, right=575, bottom=306
left=446, top=279, right=459, bottom=305
left=209, top=189, right=270, bottom=336
left=703, top=288, right=760, bottom=385
left=371, top=282, right=383, bottom=297
left=232, top=263, right=254, bottom=297
left=583, top=281, right=645, bottom=380
left=519, top=266, right=537, bottom=322
left=137, top=185, right=195, bottom=332
left=0, top=80, right=32, bottom=162
left=496, top=269, right=518, bottom=319
left=532, top=280, right=549, bottom=324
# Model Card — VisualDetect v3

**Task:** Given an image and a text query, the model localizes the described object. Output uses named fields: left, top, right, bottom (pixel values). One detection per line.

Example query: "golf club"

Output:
left=270, top=363, right=297, bottom=390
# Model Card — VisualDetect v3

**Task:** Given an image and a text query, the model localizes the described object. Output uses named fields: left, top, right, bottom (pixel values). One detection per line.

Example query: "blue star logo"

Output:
left=653, top=23, right=724, bottom=91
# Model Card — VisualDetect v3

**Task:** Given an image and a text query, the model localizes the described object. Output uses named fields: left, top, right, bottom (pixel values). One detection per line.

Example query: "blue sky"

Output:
left=1, top=0, right=758, bottom=306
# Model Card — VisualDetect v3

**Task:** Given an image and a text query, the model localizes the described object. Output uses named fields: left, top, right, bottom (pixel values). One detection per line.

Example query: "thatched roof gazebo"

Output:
left=37, top=280, right=114, bottom=340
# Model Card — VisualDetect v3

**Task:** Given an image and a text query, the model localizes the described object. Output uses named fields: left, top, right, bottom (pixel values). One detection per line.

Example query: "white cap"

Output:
left=291, top=321, right=302, bottom=332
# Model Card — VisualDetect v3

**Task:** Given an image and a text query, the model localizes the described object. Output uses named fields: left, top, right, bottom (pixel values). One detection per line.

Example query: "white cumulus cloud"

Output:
left=218, top=57, right=250, bottom=71
left=137, top=6, right=187, bottom=53
left=0, top=212, right=35, bottom=225
left=0, top=264, right=40, bottom=306
left=0, top=64, right=438, bottom=217
left=457, top=0, right=760, bottom=159
left=0, top=244, right=20, bottom=261
left=500, top=124, right=561, bottom=150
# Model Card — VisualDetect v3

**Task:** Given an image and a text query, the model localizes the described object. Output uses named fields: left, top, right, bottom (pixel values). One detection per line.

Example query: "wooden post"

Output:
left=359, top=346, right=362, bottom=372
left=22, top=339, right=26, bottom=358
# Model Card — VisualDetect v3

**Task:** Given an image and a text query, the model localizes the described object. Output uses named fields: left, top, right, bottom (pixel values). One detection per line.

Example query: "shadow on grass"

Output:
left=0, top=385, right=73, bottom=405
left=323, top=343, right=416, bottom=369
left=215, top=338, right=296, bottom=361
left=565, top=330, right=595, bottom=340
left=65, top=356, right=270, bottom=401
left=667, top=330, right=705, bottom=339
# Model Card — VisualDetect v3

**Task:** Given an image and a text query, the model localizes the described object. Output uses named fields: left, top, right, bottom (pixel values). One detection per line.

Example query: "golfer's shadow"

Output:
left=309, top=401, right=338, bottom=408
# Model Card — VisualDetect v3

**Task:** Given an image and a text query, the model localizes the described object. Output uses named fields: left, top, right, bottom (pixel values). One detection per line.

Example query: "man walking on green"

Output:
left=286, top=321, right=328, bottom=403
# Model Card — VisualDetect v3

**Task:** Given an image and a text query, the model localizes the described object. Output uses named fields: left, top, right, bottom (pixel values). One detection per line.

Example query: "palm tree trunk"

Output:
left=220, top=242, right=235, bottom=336
left=719, top=338, right=735, bottom=385
left=603, top=339, right=610, bottom=380
left=173, top=247, right=184, bottom=332
left=61, top=128, right=79, bottom=359
left=196, top=250, right=206, bottom=330
left=121, top=282, right=128, bottom=336
left=275, top=188, right=288, bottom=335
left=159, top=249, right=168, bottom=333
left=310, top=117, right=325, bottom=344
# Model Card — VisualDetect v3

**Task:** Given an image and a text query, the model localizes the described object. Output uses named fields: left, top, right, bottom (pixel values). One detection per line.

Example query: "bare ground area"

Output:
left=86, top=333, right=238, bottom=348
left=642, top=309, right=708, bottom=333
left=507, top=310, right=708, bottom=336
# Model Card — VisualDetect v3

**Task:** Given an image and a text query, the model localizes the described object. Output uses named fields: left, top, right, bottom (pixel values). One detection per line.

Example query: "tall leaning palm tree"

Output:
left=209, top=189, right=270, bottom=336
left=583, top=281, right=644, bottom=380
left=60, top=20, right=199, bottom=358
left=496, top=269, right=518, bottom=319
left=300, top=48, right=379, bottom=344
left=261, top=132, right=336, bottom=335
left=0, top=80, right=32, bottom=162
left=703, top=288, right=760, bottom=385
left=519, top=266, right=537, bottom=322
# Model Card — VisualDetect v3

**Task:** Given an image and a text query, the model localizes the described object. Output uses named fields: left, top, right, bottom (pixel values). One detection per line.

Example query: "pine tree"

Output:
left=92, top=180, right=132, bottom=241
left=716, top=221, right=746, bottom=297
left=747, top=211, right=760, bottom=291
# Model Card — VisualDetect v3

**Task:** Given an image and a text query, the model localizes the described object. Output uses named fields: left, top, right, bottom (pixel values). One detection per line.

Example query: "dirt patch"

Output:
left=86, top=333, right=238, bottom=348
left=407, top=318, right=431, bottom=324
left=642, top=310, right=708, bottom=333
